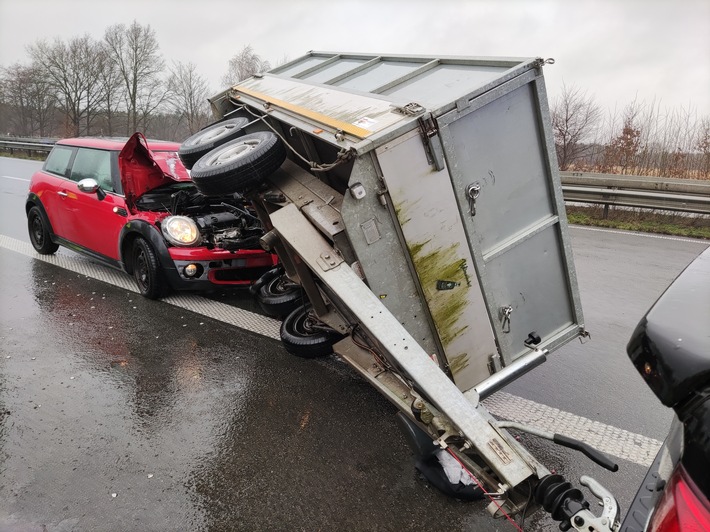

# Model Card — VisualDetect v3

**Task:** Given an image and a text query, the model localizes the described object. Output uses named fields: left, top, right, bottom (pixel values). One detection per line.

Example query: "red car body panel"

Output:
left=27, top=134, right=277, bottom=292
left=118, top=133, right=190, bottom=210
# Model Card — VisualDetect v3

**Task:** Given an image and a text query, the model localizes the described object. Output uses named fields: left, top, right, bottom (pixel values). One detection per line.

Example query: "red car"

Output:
left=26, top=133, right=278, bottom=298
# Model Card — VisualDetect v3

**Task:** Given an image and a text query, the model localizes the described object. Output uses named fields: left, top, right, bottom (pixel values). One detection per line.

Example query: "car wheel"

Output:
left=257, top=273, right=304, bottom=318
left=280, top=305, right=343, bottom=358
left=189, top=132, right=286, bottom=196
left=27, top=206, right=59, bottom=254
left=178, top=117, right=250, bottom=170
left=133, top=238, right=165, bottom=299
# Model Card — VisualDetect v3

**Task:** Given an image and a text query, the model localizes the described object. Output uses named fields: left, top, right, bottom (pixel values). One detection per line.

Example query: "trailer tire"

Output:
left=190, top=132, right=286, bottom=195
left=257, top=273, right=304, bottom=318
left=280, top=305, right=343, bottom=358
left=178, top=117, right=249, bottom=169
left=249, top=265, right=283, bottom=296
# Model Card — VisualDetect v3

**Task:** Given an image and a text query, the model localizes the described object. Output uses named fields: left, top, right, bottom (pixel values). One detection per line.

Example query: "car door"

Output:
left=61, top=147, right=128, bottom=262
left=36, top=144, right=77, bottom=239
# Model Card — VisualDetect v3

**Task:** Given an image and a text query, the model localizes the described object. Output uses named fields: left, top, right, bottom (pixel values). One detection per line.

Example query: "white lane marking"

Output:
left=483, top=392, right=661, bottom=467
left=571, top=224, right=710, bottom=245
left=1, top=233, right=661, bottom=467
left=2, top=175, right=30, bottom=182
left=0, top=234, right=280, bottom=339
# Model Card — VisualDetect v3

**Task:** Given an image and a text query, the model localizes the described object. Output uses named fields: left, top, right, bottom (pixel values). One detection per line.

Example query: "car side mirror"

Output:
left=77, top=178, right=106, bottom=201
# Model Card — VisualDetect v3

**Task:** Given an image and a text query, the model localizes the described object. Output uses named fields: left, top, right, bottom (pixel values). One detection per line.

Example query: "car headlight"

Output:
left=162, top=216, right=200, bottom=246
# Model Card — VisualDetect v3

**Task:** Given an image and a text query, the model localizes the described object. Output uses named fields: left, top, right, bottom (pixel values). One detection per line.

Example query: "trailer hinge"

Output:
left=392, top=102, right=425, bottom=116
left=418, top=116, right=446, bottom=171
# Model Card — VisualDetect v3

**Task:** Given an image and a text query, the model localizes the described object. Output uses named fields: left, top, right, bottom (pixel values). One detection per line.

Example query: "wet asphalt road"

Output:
left=1, top=157, right=709, bottom=531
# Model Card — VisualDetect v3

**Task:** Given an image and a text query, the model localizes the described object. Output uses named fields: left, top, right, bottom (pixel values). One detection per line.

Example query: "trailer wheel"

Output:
left=250, top=265, right=283, bottom=296
left=190, top=132, right=286, bottom=196
left=178, top=117, right=249, bottom=169
left=280, top=305, right=343, bottom=358
left=257, top=273, right=304, bottom=318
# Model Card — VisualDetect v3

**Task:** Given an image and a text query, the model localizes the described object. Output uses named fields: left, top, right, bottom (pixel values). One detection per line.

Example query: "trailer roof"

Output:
left=269, top=52, right=536, bottom=110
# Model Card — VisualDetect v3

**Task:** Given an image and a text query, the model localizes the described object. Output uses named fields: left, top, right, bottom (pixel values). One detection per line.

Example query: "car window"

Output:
left=71, top=148, right=115, bottom=192
left=44, top=146, right=74, bottom=177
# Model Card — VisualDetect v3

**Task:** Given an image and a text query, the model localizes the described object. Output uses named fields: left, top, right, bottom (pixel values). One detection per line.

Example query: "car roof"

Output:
left=56, top=137, right=181, bottom=151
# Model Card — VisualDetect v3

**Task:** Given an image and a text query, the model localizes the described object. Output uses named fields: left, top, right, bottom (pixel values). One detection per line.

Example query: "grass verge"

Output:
left=567, top=206, right=710, bottom=239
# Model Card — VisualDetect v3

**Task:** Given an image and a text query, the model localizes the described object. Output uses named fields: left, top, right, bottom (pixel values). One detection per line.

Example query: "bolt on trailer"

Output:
left=190, top=52, right=620, bottom=529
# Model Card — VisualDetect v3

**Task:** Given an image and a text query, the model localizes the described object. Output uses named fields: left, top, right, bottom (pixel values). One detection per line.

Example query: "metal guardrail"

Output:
left=1, top=138, right=708, bottom=215
left=560, top=171, right=710, bottom=215
left=0, top=137, right=56, bottom=156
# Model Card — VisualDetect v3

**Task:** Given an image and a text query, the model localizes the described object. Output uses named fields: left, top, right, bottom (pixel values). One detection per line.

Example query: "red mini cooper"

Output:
left=25, top=133, right=278, bottom=298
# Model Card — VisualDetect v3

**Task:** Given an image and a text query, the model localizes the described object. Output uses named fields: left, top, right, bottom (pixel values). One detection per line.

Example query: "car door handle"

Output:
left=57, top=191, right=68, bottom=197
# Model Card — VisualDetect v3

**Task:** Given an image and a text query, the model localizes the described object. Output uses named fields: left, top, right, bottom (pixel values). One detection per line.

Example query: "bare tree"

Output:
left=1, top=63, right=56, bottom=136
left=167, top=61, right=211, bottom=135
left=28, top=35, right=105, bottom=136
left=697, top=117, right=710, bottom=178
left=551, top=84, right=601, bottom=170
left=104, top=21, right=165, bottom=135
left=95, top=42, right=125, bottom=137
left=222, top=45, right=271, bottom=86
left=603, top=107, right=642, bottom=174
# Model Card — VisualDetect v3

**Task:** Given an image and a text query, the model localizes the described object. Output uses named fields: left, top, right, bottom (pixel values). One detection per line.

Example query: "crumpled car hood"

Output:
left=119, top=132, right=191, bottom=207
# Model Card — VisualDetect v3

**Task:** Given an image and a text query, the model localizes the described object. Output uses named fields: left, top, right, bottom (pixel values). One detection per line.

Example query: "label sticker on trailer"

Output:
left=353, top=116, right=377, bottom=128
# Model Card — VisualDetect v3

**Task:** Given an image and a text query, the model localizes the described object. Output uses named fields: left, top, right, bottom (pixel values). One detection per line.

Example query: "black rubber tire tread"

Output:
left=27, top=206, right=59, bottom=254
left=178, top=118, right=249, bottom=170
left=190, top=132, right=287, bottom=196
left=280, top=305, right=343, bottom=359
left=257, top=273, right=304, bottom=318
left=249, top=265, right=283, bottom=296
left=133, top=238, right=165, bottom=299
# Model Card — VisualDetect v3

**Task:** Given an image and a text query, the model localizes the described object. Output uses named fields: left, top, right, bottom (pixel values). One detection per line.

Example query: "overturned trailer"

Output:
left=181, top=53, right=621, bottom=530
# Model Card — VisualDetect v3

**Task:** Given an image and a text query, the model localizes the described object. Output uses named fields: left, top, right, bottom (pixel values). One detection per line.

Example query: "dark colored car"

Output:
left=621, top=246, right=710, bottom=531
left=26, top=133, right=277, bottom=298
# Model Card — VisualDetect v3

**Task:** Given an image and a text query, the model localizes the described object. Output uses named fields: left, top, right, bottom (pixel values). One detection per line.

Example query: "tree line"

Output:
left=552, top=85, right=709, bottom=179
left=0, top=21, right=271, bottom=143
left=1, top=22, right=708, bottom=180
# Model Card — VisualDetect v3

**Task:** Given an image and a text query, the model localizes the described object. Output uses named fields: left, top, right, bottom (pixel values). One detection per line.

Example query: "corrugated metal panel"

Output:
left=380, top=63, right=510, bottom=108
left=334, top=61, right=426, bottom=92
left=269, top=53, right=532, bottom=110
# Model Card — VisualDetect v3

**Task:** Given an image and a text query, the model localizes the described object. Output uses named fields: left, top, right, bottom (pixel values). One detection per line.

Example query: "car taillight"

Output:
left=648, top=464, right=710, bottom=532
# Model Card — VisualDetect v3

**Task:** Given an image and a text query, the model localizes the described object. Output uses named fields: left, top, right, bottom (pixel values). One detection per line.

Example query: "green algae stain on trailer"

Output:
left=448, top=352, right=471, bottom=376
left=407, top=240, right=471, bottom=349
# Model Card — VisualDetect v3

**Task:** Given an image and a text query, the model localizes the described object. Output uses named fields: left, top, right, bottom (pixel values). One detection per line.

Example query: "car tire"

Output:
left=280, top=305, right=343, bottom=358
left=257, top=273, right=304, bottom=318
left=27, top=206, right=59, bottom=254
left=178, top=117, right=250, bottom=170
left=189, top=132, right=286, bottom=196
left=133, top=238, right=165, bottom=299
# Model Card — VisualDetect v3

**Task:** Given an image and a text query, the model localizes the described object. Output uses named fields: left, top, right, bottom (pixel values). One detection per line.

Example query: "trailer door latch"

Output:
left=466, top=182, right=481, bottom=216
left=418, top=116, right=446, bottom=171
left=500, top=305, right=513, bottom=333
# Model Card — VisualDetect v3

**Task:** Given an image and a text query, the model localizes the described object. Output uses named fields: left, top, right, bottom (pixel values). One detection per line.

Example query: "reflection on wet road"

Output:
left=2, top=249, right=509, bottom=531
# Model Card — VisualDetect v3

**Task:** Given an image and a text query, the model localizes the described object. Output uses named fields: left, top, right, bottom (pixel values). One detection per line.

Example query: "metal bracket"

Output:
left=317, top=251, right=344, bottom=271
left=393, top=102, right=425, bottom=116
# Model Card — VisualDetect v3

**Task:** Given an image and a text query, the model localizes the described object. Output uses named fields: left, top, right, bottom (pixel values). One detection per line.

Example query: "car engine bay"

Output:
left=135, top=182, right=265, bottom=250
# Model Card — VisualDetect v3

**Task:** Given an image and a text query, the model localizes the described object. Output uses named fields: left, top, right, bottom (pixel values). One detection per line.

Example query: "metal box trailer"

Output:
left=188, top=52, right=619, bottom=529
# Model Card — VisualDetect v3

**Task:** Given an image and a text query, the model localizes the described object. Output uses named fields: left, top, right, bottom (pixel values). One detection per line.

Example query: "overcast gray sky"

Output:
left=1, top=0, right=708, bottom=117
